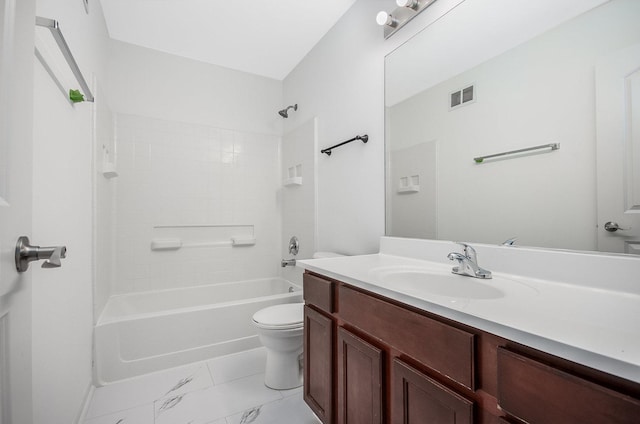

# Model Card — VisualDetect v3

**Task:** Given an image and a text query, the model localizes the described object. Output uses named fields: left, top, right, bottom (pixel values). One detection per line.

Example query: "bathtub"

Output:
left=95, top=278, right=302, bottom=384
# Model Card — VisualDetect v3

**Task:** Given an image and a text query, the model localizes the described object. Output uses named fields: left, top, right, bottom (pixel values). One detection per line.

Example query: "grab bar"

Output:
left=473, top=143, right=559, bottom=163
left=321, top=134, right=368, bottom=156
left=35, top=16, right=94, bottom=102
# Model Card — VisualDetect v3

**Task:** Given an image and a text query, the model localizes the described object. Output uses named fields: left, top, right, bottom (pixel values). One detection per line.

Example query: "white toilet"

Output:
left=252, top=252, right=344, bottom=390
left=252, top=302, right=304, bottom=390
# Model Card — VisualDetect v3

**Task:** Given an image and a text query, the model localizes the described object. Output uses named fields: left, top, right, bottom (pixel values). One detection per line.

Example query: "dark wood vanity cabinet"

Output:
left=302, top=271, right=640, bottom=424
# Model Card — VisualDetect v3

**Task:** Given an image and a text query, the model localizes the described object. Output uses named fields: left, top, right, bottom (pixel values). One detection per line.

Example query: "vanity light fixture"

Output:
left=377, top=0, right=438, bottom=39
left=376, top=11, right=398, bottom=28
left=396, top=0, right=420, bottom=10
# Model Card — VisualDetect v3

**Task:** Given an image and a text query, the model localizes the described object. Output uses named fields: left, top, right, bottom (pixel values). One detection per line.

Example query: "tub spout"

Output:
left=281, top=258, right=296, bottom=267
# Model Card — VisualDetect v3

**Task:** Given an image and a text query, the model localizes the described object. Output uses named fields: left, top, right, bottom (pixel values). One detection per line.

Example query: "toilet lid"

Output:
left=252, top=303, right=303, bottom=328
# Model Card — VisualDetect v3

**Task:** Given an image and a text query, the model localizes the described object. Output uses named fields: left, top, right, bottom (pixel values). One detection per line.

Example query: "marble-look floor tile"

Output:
left=83, top=404, right=154, bottom=424
left=226, top=393, right=320, bottom=424
left=208, top=347, right=267, bottom=384
left=279, top=385, right=303, bottom=398
left=86, top=362, right=213, bottom=419
left=155, top=373, right=283, bottom=424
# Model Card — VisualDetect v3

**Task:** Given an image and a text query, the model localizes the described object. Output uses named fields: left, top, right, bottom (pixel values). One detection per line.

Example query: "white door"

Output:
left=596, top=43, right=640, bottom=255
left=0, top=0, right=35, bottom=422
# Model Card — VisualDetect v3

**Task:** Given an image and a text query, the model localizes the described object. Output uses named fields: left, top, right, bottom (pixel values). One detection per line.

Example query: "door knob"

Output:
left=604, top=221, right=629, bottom=232
left=15, top=236, right=67, bottom=272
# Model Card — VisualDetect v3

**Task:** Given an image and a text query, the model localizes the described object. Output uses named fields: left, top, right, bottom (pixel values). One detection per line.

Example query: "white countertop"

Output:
left=297, top=238, right=640, bottom=385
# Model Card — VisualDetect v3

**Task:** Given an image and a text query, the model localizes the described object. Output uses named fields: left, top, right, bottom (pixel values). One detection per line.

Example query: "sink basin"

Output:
left=367, top=264, right=533, bottom=301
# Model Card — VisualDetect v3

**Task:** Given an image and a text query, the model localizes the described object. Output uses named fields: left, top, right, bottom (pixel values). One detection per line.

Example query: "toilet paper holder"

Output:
left=15, top=236, right=67, bottom=272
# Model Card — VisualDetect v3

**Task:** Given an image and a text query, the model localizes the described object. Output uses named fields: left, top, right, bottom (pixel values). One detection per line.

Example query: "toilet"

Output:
left=252, top=303, right=305, bottom=389
left=252, top=251, right=344, bottom=389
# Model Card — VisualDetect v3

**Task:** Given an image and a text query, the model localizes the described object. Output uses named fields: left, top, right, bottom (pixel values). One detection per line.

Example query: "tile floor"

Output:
left=83, top=348, right=320, bottom=424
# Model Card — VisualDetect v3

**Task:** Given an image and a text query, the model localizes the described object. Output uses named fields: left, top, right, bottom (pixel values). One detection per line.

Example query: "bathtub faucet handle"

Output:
left=288, top=236, right=299, bottom=256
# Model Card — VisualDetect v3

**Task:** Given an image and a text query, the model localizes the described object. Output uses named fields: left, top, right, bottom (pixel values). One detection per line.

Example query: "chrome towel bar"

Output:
left=36, top=16, right=94, bottom=102
left=474, top=143, right=559, bottom=164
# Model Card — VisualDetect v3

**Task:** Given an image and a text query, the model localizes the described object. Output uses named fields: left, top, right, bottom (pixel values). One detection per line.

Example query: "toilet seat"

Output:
left=252, top=303, right=303, bottom=330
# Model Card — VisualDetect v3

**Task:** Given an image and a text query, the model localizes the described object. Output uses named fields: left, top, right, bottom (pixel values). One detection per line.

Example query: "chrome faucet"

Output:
left=281, top=236, right=299, bottom=267
left=447, top=242, right=492, bottom=279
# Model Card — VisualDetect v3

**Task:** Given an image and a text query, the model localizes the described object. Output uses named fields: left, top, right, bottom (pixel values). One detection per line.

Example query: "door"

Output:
left=596, top=43, right=640, bottom=254
left=0, top=0, right=35, bottom=423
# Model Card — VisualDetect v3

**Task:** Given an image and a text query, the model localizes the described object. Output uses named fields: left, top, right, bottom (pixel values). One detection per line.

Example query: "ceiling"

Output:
left=99, top=0, right=358, bottom=81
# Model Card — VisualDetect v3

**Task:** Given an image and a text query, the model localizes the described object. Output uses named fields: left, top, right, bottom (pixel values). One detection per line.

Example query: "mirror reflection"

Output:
left=385, top=0, right=640, bottom=254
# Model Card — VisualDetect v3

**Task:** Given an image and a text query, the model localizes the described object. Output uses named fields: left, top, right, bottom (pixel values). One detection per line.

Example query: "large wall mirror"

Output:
left=385, top=0, right=640, bottom=254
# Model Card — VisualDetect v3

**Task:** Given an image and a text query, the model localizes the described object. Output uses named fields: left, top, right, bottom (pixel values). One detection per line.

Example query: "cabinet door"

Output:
left=392, top=358, right=474, bottom=424
left=337, top=327, right=384, bottom=424
left=304, top=305, right=334, bottom=423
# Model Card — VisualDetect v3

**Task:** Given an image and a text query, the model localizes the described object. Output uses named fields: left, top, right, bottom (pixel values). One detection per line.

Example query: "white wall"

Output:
left=107, top=40, right=283, bottom=135
left=282, top=0, right=465, bottom=255
left=32, top=0, right=110, bottom=422
left=93, top=83, right=115, bottom=322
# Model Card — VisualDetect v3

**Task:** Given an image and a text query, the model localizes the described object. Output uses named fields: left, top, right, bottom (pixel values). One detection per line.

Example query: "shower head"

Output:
left=278, top=104, right=298, bottom=118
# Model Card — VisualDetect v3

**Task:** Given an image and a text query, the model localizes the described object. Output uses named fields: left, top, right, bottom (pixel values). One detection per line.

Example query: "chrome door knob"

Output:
left=15, top=236, right=67, bottom=272
left=604, top=221, right=629, bottom=232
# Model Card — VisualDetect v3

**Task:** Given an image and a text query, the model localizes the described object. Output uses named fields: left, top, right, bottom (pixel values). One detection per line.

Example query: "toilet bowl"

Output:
left=252, top=302, right=304, bottom=390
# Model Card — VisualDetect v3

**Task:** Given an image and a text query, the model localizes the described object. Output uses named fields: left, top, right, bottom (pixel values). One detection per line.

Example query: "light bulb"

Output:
left=376, top=11, right=396, bottom=27
left=396, top=0, right=419, bottom=9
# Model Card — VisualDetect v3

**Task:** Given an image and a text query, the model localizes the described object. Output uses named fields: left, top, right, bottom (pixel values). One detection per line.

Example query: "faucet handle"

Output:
left=455, top=242, right=476, bottom=260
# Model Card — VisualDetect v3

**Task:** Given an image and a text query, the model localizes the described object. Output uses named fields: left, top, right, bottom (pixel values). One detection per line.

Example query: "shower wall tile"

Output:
left=113, top=113, right=282, bottom=294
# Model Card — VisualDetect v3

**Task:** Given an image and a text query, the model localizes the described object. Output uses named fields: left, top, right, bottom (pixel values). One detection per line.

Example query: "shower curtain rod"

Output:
left=321, top=134, right=368, bottom=156
left=35, top=16, right=95, bottom=102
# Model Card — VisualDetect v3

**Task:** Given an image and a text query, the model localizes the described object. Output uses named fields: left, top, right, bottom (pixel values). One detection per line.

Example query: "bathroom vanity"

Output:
left=298, top=238, right=640, bottom=424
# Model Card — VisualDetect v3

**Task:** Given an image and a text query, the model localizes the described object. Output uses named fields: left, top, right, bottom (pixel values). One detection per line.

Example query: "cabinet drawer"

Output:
left=497, top=347, right=640, bottom=423
left=338, top=285, right=476, bottom=390
left=304, top=273, right=334, bottom=313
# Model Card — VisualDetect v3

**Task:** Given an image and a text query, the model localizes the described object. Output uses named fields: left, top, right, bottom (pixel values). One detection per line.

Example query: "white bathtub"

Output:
left=95, top=278, right=302, bottom=384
